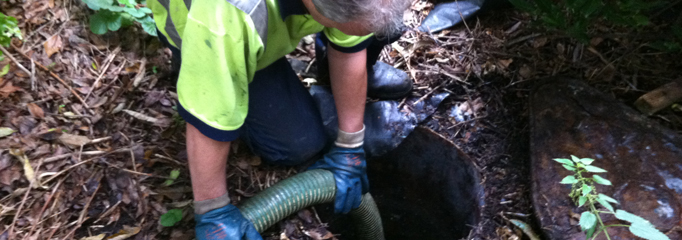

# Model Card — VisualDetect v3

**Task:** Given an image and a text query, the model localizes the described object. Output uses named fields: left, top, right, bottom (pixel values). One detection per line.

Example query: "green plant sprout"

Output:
left=0, top=13, right=22, bottom=76
left=555, top=155, right=669, bottom=240
left=81, top=0, right=157, bottom=36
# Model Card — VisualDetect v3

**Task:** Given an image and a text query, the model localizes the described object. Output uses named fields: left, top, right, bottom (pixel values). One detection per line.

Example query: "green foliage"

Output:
left=81, top=0, right=157, bottom=36
left=509, top=0, right=664, bottom=42
left=554, top=155, right=669, bottom=240
left=160, top=208, right=183, bottom=227
left=0, top=13, right=22, bottom=76
left=163, top=169, right=180, bottom=186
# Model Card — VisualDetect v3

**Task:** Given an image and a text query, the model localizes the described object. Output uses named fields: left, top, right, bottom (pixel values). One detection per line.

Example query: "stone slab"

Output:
left=530, top=78, right=682, bottom=239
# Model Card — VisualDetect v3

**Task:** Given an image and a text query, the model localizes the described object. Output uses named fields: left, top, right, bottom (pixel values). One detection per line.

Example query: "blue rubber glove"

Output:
left=195, top=204, right=263, bottom=240
left=309, top=146, right=369, bottom=214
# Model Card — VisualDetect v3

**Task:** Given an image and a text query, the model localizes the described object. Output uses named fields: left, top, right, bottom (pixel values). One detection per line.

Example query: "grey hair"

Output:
left=311, top=0, right=410, bottom=37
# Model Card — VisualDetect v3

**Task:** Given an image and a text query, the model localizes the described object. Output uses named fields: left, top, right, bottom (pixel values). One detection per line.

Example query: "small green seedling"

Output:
left=163, top=169, right=180, bottom=186
left=0, top=13, right=22, bottom=75
left=555, top=155, right=669, bottom=240
left=160, top=208, right=183, bottom=227
left=81, top=0, right=157, bottom=36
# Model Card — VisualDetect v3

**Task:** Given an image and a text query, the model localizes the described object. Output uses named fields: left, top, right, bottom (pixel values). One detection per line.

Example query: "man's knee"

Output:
left=258, top=132, right=327, bottom=165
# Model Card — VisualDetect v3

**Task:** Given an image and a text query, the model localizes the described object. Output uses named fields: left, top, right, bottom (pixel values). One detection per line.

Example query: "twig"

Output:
left=85, top=47, right=120, bottom=100
left=27, top=174, right=67, bottom=237
left=505, top=33, right=542, bottom=47
left=30, top=59, right=36, bottom=90
left=77, top=173, right=102, bottom=225
left=413, top=85, right=442, bottom=106
left=10, top=44, right=91, bottom=110
left=0, top=45, right=31, bottom=76
left=455, top=0, right=472, bottom=34
left=8, top=156, right=44, bottom=239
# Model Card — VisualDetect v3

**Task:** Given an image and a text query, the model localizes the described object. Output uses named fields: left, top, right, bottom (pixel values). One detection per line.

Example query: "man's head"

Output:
left=302, top=0, right=411, bottom=37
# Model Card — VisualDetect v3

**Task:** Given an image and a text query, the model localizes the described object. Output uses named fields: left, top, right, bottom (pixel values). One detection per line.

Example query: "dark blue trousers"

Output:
left=158, top=31, right=398, bottom=165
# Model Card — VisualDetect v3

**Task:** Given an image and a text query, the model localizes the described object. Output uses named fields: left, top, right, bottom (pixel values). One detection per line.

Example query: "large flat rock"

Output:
left=530, top=78, right=682, bottom=239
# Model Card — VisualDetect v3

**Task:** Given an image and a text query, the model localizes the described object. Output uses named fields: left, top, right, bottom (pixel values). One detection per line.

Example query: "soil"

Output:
left=0, top=0, right=681, bottom=239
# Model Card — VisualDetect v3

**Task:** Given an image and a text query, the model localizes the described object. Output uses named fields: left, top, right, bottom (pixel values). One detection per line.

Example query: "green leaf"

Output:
left=81, top=0, right=114, bottom=10
left=584, top=165, right=607, bottom=173
left=579, top=158, right=595, bottom=165
left=581, top=184, right=592, bottom=196
left=121, top=13, right=135, bottom=27
left=592, top=175, right=612, bottom=185
left=563, top=164, right=577, bottom=171
left=629, top=222, right=670, bottom=240
left=615, top=210, right=649, bottom=225
left=598, top=193, right=619, bottom=204
left=89, top=12, right=109, bottom=35
left=0, top=64, right=9, bottom=76
left=578, top=196, right=587, bottom=207
left=579, top=212, right=597, bottom=232
left=163, top=169, right=180, bottom=186
left=571, top=155, right=580, bottom=163
left=560, top=175, right=578, bottom=184
left=160, top=209, right=183, bottom=227
left=124, top=7, right=147, bottom=18
left=116, top=0, right=136, bottom=7
left=597, top=197, right=614, bottom=212
left=106, top=13, right=123, bottom=31
left=633, top=15, right=649, bottom=26
left=585, top=222, right=597, bottom=239
left=136, top=16, right=157, bottom=36
left=0, top=127, right=15, bottom=138
left=580, top=0, right=603, bottom=17
left=554, top=158, right=575, bottom=166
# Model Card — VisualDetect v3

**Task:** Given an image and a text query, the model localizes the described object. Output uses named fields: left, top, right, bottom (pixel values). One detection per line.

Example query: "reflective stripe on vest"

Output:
left=156, top=0, right=269, bottom=50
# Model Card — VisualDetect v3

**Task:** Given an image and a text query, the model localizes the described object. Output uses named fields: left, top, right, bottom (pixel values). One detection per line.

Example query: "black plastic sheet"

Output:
left=310, top=86, right=449, bottom=157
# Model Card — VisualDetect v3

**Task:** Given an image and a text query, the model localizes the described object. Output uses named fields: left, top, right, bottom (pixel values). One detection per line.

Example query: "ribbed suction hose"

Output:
left=237, top=169, right=385, bottom=240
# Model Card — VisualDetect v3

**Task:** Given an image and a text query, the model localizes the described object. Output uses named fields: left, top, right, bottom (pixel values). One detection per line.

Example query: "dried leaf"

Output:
left=0, top=82, right=22, bottom=98
left=106, top=225, right=141, bottom=240
left=9, top=149, right=42, bottom=188
left=123, top=109, right=169, bottom=127
left=27, top=103, right=45, bottom=119
left=44, top=35, right=63, bottom=58
left=58, top=133, right=91, bottom=146
left=498, top=59, right=513, bottom=69
left=80, top=234, right=106, bottom=240
left=0, top=127, right=15, bottom=138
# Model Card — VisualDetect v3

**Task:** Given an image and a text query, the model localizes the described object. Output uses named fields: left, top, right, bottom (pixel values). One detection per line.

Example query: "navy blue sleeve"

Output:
left=177, top=103, right=240, bottom=142
left=319, top=33, right=374, bottom=53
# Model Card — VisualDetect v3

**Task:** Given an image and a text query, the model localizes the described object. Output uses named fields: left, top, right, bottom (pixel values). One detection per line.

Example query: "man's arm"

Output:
left=186, top=123, right=231, bottom=202
left=328, top=46, right=367, bottom=133
left=309, top=45, right=370, bottom=214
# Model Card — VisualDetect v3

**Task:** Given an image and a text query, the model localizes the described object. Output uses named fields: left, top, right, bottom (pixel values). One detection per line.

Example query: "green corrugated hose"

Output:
left=237, top=169, right=385, bottom=240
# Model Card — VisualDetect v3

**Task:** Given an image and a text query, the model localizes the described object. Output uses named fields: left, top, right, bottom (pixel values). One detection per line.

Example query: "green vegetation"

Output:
left=555, top=155, right=669, bottom=240
left=508, top=0, right=665, bottom=41
left=0, top=13, right=22, bottom=76
left=160, top=208, right=183, bottom=227
left=81, top=0, right=157, bottom=36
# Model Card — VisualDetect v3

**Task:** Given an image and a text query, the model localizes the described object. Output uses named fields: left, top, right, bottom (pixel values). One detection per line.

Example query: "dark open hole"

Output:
left=319, top=127, right=484, bottom=239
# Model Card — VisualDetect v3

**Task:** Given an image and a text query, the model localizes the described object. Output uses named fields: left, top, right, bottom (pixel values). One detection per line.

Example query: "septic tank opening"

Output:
left=318, top=127, right=484, bottom=240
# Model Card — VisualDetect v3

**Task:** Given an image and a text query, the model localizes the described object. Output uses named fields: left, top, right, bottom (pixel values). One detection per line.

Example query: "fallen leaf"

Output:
left=0, top=127, right=15, bottom=138
left=0, top=81, right=22, bottom=98
left=27, top=103, right=45, bottom=119
left=106, top=225, right=140, bottom=240
left=44, top=35, right=63, bottom=58
left=9, top=149, right=42, bottom=188
left=122, top=109, right=170, bottom=127
left=80, top=234, right=105, bottom=240
left=497, top=59, right=513, bottom=69
left=58, top=133, right=91, bottom=146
